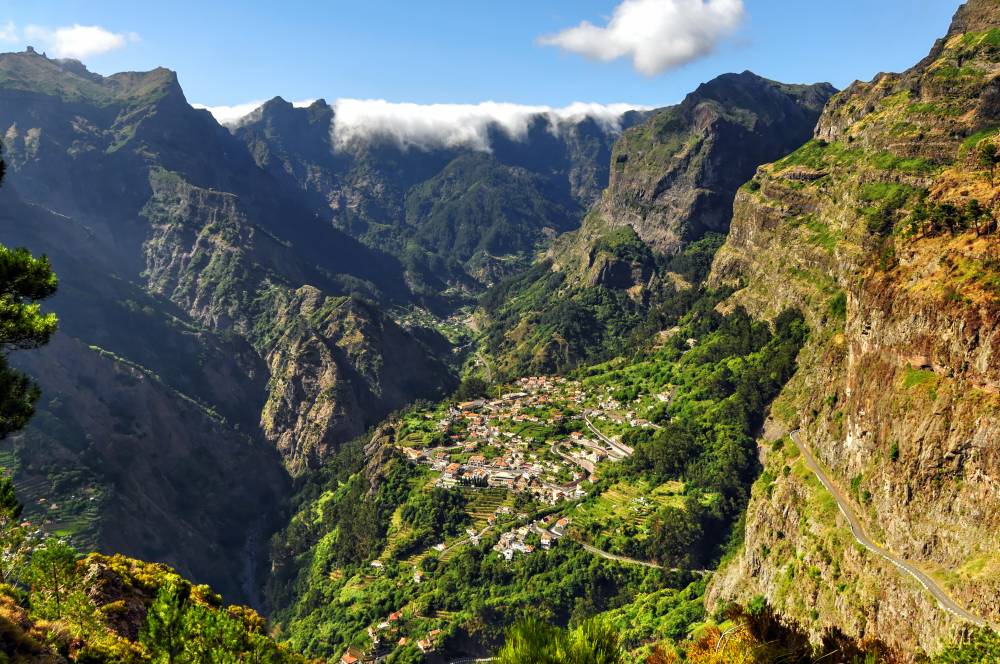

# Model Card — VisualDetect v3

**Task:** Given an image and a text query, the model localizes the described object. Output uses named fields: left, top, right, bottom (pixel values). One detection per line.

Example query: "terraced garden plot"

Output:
left=463, top=487, right=510, bottom=524
left=570, top=480, right=687, bottom=553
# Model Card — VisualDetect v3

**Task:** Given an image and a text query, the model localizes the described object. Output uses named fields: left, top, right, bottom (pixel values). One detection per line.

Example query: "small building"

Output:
left=340, top=647, right=364, bottom=664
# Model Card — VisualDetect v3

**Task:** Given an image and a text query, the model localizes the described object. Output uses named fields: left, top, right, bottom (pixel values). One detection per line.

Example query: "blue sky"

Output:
left=0, top=0, right=965, bottom=110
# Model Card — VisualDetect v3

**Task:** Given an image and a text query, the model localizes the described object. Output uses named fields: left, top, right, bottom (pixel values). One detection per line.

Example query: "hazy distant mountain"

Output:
left=232, top=97, right=650, bottom=292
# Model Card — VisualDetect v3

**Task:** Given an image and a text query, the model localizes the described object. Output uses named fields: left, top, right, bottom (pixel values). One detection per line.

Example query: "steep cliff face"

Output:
left=708, top=1, right=1000, bottom=656
left=233, top=99, right=644, bottom=290
left=478, top=73, right=835, bottom=377
left=595, top=72, right=835, bottom=255
left=259, top=289, right=453, bottom=473
left=0, top=49, right=455, bottom=596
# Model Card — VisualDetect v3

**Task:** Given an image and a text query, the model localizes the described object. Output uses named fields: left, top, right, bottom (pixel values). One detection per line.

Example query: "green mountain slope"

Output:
left=0, top=49, right=454, bottom=599
left=704, top=0, right=1000, bottom=655
left=233, top=98, right=647, bottom=295
left=478, top=72, right=836, bottom=377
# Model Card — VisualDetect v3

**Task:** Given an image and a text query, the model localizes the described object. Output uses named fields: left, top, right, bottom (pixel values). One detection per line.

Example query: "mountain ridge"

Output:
left=706, top=0, right=1000, bottom=654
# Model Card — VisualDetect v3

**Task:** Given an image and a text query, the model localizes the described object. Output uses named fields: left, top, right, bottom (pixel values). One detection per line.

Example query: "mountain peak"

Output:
left=683, top=71, right=836, bottom=119
left=948, top=0, right=1000, bottom=37
left=0, top=50, right=183, bottom=106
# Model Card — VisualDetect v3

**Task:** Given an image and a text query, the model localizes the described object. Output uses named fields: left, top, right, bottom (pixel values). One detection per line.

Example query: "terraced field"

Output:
left=0, top=447, right=103, bottom=550
left=463, top=488, right=509, bottom=524
left=569, top=480, right=687, bottom=554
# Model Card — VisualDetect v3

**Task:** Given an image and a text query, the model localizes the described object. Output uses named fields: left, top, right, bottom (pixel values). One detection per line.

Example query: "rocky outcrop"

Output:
left=592, top=72, right=834, bottom=255
left=707, top=1, right=1000, bottom=656
left=259, top=290, right=453, bottom=473
left=0, top=48, right=456, bottom=598
left=477, top=73, right=834, bottom=376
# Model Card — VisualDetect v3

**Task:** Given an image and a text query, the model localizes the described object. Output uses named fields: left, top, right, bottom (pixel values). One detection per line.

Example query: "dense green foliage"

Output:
left=0, top=238, right=58, bottom=436
left=934, top=628, right=1000, bottom=663
left=575, top=305, right=807, bottom=567
left=407, top=153, right=578, bottom=266
left=140, top=578, right=303, bottom=663
left=266, top=286, right=809, bottom=661
left=399, top=488, right=470, bottom=549
left=269, top=443, right=423, bottom=611
left=496, top=617, right=625, bottom=664
left=480, top=232, right=727, bottom=377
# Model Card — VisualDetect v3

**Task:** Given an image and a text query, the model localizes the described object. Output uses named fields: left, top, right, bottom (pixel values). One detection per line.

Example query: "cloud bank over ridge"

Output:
left=329, top=100, right=649, bottom=151
left=196, top=99, right=652, bottom=152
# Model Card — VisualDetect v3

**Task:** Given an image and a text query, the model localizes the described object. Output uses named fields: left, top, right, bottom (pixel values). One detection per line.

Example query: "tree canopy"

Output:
left=0, top=151, right=58, bottom=438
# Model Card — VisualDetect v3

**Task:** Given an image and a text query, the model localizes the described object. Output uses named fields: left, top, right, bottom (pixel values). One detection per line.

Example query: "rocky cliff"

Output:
left=707, top=1, right=1000, bottom=656
left=478, top=73, right=835, bottom=377
left=0, top=49, right=455, bottom=597
left=593, top=72, right=835, bottom=255
left=233, top=98, right=644, bottom=291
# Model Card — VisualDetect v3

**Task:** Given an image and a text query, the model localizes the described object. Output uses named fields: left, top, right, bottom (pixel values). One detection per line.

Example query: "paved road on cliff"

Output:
left=790, top=430, right=991, bottom=629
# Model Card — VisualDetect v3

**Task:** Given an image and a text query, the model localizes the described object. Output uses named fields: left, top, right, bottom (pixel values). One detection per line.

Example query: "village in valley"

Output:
left=397, top=375, right=646, bottom=505
left=335, top=375, right=668, bottom=663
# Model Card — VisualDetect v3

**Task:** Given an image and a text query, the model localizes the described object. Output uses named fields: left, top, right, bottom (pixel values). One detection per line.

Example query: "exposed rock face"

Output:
left=233, top=98, right=646, bottom=290
left=707, top=1, right=1000, bottom=656
left=0, top=49, right=453, bottom=597
left=593, top=72, right=835, bottom=255
left=259, top=290, right=453, bottom=473
left=478, top=73, right=834, bottom=376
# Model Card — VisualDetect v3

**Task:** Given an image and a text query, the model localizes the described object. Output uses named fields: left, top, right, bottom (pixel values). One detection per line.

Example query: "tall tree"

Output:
left=27, top=538, right=78, bottom=619
left=0, top=147, right=58, bottom=438
left=143, top=580, right=192, bottom=664
left=977, top=141, right=1000, bottom=186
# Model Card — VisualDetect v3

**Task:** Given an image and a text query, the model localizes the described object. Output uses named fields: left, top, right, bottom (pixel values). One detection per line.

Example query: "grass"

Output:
left=960, top=128, right=1000, bottom=156
left=774, top=140, right=859, bottom=172
left=571, top=480, right=688, bottom=552
left=803, top=216, right=840, bottom=253
left=868, top=151, right=937, bottom=175
left=902, top=366, right=939, bottom=390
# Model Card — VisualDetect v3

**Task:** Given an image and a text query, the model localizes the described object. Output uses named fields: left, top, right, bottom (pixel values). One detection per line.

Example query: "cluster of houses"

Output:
left=397, top=377, right=642, bottom=504
left=344, top=611, right=446, bottom=663
left=493, top=515, right=570, bottom=560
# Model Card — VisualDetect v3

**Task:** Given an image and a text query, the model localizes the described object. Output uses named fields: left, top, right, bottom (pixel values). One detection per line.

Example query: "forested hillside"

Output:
left=1, top=1, right=1000, bottom=662
left=477, top=73, right=835, bottom=377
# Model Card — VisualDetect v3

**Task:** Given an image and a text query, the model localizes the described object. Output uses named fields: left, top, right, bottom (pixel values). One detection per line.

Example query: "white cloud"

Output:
left=193, top=101, right=267, bottom=125
left=194, top=98, right=651, bottom=150
left=539, top=0, right=745, bottom=76
left=329, top=99, right=650, bottom=152
left=0, top=21, right=17, bottom=43
left=23, top=23, right=138, bottom=59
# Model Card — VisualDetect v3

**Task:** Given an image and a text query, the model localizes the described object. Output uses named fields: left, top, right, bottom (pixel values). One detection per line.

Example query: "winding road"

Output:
left=789, top=430, right=992, bottom=629
left=583, top=415, right=634, bottom=457
left=578, top=541, right=710, bottom=576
